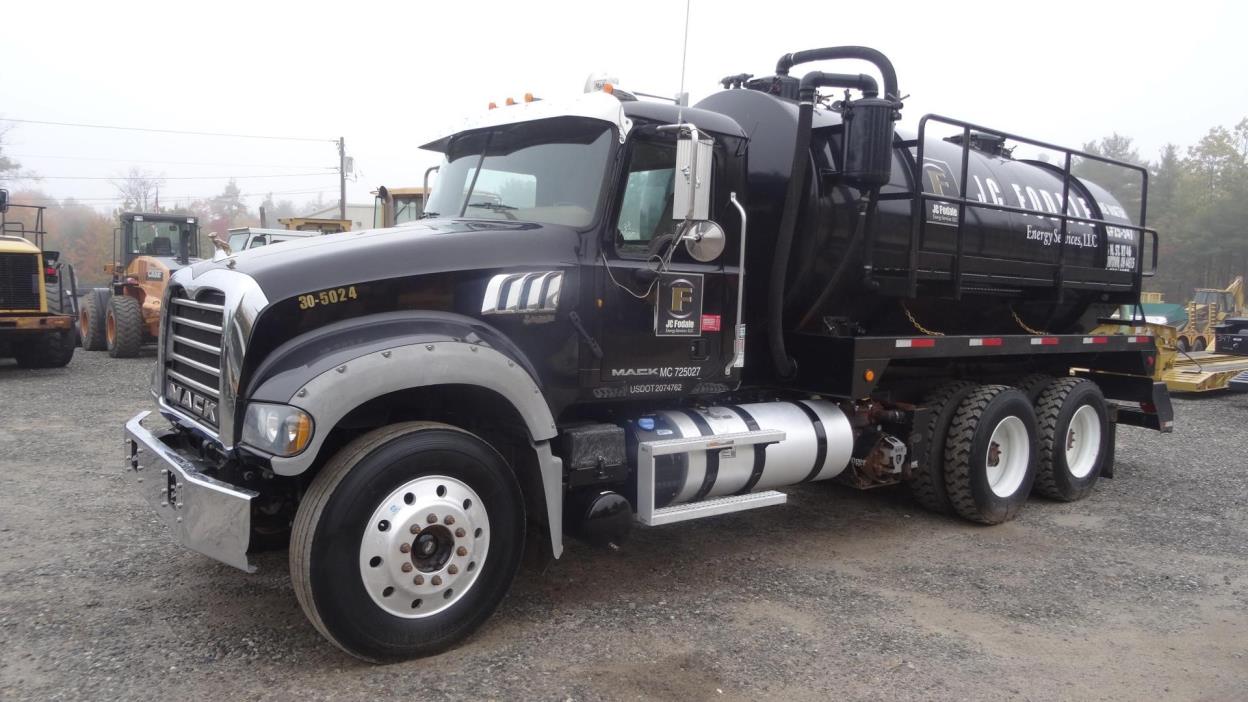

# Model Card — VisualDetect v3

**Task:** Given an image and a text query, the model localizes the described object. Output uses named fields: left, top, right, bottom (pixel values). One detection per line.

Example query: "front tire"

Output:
left=944, top=385, right=1038, bottom=524
left=291, top=422, right=525, bottom=663
left=1033, top=378, right=1108, bottom=501
left=106, top=295, right=143, bottom=358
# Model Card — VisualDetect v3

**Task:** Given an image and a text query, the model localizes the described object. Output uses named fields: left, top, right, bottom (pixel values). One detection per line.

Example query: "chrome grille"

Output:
left=166, top=288, right=224, bottom=426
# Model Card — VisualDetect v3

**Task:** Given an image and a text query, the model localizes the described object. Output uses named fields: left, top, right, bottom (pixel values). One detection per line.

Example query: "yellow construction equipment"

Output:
left=279, top=217, right=351, bottom=233
left=372, top=185, right=427, bottom=228
left=1174, top=276, right=1244, bottom=352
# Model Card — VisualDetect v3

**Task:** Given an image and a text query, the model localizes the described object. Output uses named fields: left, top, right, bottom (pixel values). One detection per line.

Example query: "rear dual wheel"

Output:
left=943, top=385, right=1038, bottom=524
left=291, top=422, right=524, bottom=663
left=1033, top=378, right=1109, bottom=502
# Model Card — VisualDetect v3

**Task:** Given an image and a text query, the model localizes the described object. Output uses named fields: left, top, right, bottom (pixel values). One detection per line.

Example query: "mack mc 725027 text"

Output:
left=125, top=45, right=1173, bottom=662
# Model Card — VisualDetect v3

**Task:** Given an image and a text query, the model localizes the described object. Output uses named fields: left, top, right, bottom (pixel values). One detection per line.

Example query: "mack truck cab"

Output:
left=125, top=45, right=1172, bottom=662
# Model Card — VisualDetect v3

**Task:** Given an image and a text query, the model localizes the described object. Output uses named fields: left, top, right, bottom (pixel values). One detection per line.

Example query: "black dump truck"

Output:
left=125, top=45, right=1173, bottom=662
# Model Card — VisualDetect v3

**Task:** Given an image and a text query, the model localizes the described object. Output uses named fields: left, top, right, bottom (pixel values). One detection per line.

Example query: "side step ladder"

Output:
left=635, top=429, right=787, bottom=526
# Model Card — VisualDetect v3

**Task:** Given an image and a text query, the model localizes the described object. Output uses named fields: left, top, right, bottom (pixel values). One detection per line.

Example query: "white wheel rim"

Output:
left=985, top=415, right=1029, bottom=498
left=1064, top=405, right=1101, bottom=479
left=358, top=475, right=490, bottom=618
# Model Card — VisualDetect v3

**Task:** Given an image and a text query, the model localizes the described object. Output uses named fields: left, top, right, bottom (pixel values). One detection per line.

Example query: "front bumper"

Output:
left=124, top=411, right=258, bottom=572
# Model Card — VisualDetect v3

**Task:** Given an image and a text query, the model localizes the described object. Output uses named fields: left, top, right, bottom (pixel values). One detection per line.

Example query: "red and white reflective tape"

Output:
left=969, top=337, right=1003, bottom=347
left=1127, top=335, right=1151, bottom=343
left=896, top=338, right=937, bottom=348
left=1083, top=336, right=1110, bottom=345
left=1030, top=337, right=1060, bottom=346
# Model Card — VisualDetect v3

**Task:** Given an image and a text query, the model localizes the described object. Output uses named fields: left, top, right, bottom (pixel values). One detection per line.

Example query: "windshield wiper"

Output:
left=466, top=202, right=517, bottom=211
left=419, top=211, right=440, bottom=219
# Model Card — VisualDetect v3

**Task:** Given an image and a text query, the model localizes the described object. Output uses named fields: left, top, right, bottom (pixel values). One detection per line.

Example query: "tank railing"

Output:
left=906, top=114, right=1158, bottom=302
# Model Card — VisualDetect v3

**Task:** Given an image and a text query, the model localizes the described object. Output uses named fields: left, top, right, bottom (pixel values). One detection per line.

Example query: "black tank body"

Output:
left=695, top=87, right=1142, bottom=337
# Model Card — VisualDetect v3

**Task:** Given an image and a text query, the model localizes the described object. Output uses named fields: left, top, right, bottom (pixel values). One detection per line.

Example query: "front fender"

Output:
left=247, top=311, right=557, bottom=477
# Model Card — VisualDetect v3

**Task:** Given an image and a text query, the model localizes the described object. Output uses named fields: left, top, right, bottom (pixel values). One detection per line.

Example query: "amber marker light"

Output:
left=863, top=369, right=876, bottom=382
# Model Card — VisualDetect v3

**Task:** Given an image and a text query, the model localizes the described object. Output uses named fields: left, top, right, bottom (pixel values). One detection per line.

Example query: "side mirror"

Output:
left=673, top=128, right=713, bottom=222
left=249, top=235, right=268, bottom=248
left=682, top=221, right=726, bottom=263
left=0, top=188, right=8, bottom=214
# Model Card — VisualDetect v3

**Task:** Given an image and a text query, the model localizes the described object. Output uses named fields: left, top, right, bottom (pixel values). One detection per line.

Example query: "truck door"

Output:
left=591, top=131, right=736, bottom=400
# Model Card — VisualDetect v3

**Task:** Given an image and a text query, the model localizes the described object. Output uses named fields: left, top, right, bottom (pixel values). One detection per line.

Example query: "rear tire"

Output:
left=1033, top=378, right=1108, bottom=501
left=1013, top=373, right=1053, bottom=403
left=106, top=295, right=143, bottom=358
left=14, top=329, right=75, bottom=368
left=943, top=385, right=1038, bottom=525
left=1194, top=337, right=1207, bottom=352
left=1176, top=336, right=1190, bottom=352
left=907, top=381, right=976, bottom=515
left=80, top=290, right=108, bottom=351
left=291, top=421, right=525, bottom=663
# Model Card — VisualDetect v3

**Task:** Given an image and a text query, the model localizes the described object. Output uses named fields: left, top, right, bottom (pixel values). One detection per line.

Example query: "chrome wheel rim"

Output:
left=985, top=415, right=1029, bottom=498
left=1064, top=405, right=1101, bottom=479
left=359, top=475, right=490, bottom=618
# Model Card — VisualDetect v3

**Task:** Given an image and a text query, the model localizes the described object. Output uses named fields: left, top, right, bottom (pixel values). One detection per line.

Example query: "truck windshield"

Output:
left=425, top=117, right=613, bottom=228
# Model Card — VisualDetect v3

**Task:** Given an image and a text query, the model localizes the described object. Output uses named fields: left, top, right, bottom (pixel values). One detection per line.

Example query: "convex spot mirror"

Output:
left=682, top=220, right=725, bottom=263
left=0, top=188, right=8, bottom=213
left=673, top=131, right=713, bottom=222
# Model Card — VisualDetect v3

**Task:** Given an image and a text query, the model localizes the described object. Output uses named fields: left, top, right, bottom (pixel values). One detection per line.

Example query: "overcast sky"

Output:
left=2, top=0, right=1244, bottom=215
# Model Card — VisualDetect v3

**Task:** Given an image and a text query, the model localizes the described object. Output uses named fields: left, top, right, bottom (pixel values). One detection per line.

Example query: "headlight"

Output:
left=242, top=403, right=314, bottom=456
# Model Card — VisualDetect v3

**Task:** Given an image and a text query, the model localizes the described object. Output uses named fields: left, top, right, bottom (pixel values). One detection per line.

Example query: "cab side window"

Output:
left=616, top=140, right=677, bottom=253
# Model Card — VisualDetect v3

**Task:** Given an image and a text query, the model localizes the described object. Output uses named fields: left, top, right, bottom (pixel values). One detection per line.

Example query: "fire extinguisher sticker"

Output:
left=655, top=272, right=704, bottom=337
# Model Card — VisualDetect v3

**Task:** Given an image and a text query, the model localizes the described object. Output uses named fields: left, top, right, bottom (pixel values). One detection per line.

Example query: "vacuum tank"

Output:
left=697, top=63, right=1144, bottom=339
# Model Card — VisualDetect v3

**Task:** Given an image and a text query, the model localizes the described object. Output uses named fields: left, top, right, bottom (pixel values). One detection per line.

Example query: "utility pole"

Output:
left=338, top=137, right=347, bottom=220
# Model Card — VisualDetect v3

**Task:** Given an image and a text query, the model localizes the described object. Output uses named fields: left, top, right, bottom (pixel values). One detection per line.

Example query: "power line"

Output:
left=11, top=153, right=336, bottom=170
left=3, top=117, right=334, bottom=143
left=4, top=172, right=337, bottom=181
left=15, top=187, right=339, bottom=203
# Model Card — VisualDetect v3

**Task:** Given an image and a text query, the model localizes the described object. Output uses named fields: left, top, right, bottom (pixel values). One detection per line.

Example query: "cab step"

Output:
left=634, top=428, right=788, bottom=526
left=644, top=490, right=787, bottom=526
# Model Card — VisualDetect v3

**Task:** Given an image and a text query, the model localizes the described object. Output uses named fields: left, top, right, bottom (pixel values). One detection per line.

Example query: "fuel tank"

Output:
left=624, top=400, right=854, bottom=508
left=696, top=87, right=1143, bottom=336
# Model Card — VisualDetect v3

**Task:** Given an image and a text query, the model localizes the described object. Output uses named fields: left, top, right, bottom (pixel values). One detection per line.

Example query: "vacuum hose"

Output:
left=767, top=70, right=886, bottom=379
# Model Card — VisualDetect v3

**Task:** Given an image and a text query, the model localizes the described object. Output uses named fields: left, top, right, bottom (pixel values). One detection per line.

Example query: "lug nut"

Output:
left=456, top=546, right=468, bottom=557
left=444, top=515, right=455, bottom=525
left=409, top=524, right=420, bottom=535
left=448, top=565, right=459, bottom=575
left=399, top=543, right=411, bottom=554
left=431, top=575, right=442, bottom=586
left=426, top=514, right=437, bottom=524
left=455, top=528, right=466, bottom=538
left=413, top=575, right=424, bottom=585
left=401, top=563, right=413, bottom=573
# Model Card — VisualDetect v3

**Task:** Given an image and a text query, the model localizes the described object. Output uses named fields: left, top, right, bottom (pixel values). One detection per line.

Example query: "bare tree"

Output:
left=113, top=167, right=165, bottom=211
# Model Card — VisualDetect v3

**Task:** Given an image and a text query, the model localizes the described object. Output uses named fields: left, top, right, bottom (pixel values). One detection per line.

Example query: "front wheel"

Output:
left=291, top=422, right=525, bottom=663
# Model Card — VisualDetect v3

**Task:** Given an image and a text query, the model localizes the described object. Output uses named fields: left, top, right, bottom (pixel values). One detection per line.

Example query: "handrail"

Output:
left=907, top=113, right=1158, bottom=300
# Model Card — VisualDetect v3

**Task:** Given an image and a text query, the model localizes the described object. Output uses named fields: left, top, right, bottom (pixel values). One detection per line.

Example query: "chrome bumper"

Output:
left=124, top=411, right=258, bottom=572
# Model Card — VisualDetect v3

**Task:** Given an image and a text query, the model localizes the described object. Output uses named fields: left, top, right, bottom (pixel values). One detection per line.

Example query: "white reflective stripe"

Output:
left=970, top=338, right=984, bottom=347
left=896, top=339, right=913, bottom=348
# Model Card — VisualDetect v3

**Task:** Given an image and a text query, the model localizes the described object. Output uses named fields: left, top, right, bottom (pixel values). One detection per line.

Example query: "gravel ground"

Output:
left=1, top=350, right=1246, bottom=701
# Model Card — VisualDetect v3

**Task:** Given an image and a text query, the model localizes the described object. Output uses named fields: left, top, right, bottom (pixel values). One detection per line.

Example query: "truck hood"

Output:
left=188, top=219, right=582, bottom=302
